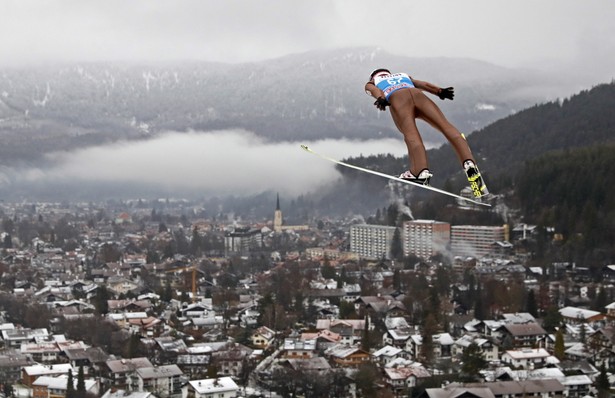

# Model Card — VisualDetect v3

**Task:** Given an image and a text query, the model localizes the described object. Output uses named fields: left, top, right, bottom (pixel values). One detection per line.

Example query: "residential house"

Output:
left=108, top=299, right=152, bottom=314
left=210, top=343, right=253, bottom=379
left=185, top=377, right=239, bottom=398
left=239, top=308, right=259, bottom=328
left=498, top=322, right=547, bottom=348
left=281, top=356, right=332, bottom=374
left=176, top=347, right=211, bottom=379
left=22, top=364, right=73, bottom=388
left=495, top=366, right=592, bottom=398
left=587, top=325, right=615, bottom=367
left=64, top=346, right=109, bottom=375
left=20, top=342, right=61, bottom=363
left=324, top=344, right=370, bottom=367
left=101, top=389, right=154, bottom=398
left=382, top=317, right=413, bottom=348
left=181, top=300, right=214, bottom=318
left=383, top=363, right=431, bottom=392
left=250, top=326, right=276, bottom=349
left=433, top=333, right=454, bottom=358
left=2, top=328, right=50, bottom=348
left=562, top=375, right=593, bottom=398
left=559, top=306, right=605, bottom=326
left=106, top=276, right=141, bottom=296
left=501, top=348, right=557, bottom=369
left=131, top=364, right=183, bottom=397
left=405, top=333, right=454, bottom=361
left=316, top=319, right=366, bottom=345
left=372, top=345, right=407, bottom=366
left=602, top=265, right=615, bottom=282
left=32, top=375, right=98, bottom=398
left=451, top=379, right=566, bottom=398
left=355, top=295, right=407, bottom=318
left=155, top=337, right=188, bottom=365
left=300, top=329, right=341, bottom=352
left=281, top=338, right=316, bottom=359
left=424, top=386, right=496, bottom=398
left=128, top=316, right=163, bottom=337
left=104, top=357, right=154, bottom=389
left=0, top=351, right=34, bottom=385
left=453, top=335, right=499, bottom=362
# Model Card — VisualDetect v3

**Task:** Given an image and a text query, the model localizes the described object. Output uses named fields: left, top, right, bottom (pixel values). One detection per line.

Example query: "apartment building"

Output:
left=350, top=224, right=397, bottom=260
left=401, top=220, right=450, bottom=259
left=451, top=225, right=507, bottom=258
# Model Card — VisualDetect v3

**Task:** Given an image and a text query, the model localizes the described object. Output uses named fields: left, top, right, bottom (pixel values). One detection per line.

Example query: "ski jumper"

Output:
left=369, top=72, right=474, bottom=175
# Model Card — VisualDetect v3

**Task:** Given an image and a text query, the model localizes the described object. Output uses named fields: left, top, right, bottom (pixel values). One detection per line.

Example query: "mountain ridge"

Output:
left=0, top=47, right=576, bottom=166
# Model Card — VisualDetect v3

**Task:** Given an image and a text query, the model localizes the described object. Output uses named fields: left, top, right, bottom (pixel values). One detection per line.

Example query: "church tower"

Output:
left=273, top=193, right=283, bottom=232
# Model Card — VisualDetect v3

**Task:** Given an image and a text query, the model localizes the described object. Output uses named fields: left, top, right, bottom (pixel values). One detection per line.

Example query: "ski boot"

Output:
left=463, top=160, right=489, bottom=198
left=399, top=169, right=433, bottom=186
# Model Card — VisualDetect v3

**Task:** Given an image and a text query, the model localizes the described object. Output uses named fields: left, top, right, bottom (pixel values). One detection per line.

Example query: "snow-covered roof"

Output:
left=189, top=377, right=238, bottom=394
left=559, top=306, right=601, bottom=320
left=373, top=345, right=403, bottom=358
left=503, top=348, right=551, bottom=360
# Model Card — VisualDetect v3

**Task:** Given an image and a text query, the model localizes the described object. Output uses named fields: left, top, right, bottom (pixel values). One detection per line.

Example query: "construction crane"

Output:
left=165, top=264, right=198, bottom=303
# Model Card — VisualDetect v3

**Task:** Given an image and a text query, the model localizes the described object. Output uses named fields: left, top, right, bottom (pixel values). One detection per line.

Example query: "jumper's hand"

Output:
left=438, top=87, right=454, bottom=100
left=374, top=97, right=389, bottom=111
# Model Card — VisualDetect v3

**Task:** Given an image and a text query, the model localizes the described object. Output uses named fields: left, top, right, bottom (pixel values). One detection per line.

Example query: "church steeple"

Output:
left=274, top=193, right=282, bottom=233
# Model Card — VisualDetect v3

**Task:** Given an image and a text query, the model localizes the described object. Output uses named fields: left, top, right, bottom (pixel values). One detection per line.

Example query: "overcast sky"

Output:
left=2, top=0, right=615, bottom=76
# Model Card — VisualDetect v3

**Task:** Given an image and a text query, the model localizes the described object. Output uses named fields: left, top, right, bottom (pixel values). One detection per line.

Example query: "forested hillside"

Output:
left=515, top=144, right=615, bottom=266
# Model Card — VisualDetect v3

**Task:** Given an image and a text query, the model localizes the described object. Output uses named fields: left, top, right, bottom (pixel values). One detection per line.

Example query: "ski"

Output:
left=300, top=144, right=491, bottom=208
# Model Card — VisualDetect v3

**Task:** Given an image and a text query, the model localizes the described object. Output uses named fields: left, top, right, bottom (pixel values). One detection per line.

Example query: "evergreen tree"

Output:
left=339, top=301, right=357, bottom=319
left=525, top=289, right=538, bottom=317
left=554, top=329, right=565, bottom=360
left=190, top=226, right=202, bottom=255
left=460, top=343, right=488, bottom=382
left=393, top=269, right=401, bottom=290
left=420, top=314, right=438, bottom=366
left=595, top=363, right=611, bottom=398
left=361, top=315, right=371, bottom=352
left=126, top=333, right=142, bottom=358
left=592, top=288, right=608, bottom=312
left=579, top=322, right=587, bottom=345
left=542, top=305, right=563, bottom=332
left=355, top=363, right=380, bottom=398
left=65, top=371, right=74, bottom=398
left=474, top=282, right=485, bottom=320
left=76, top=366, right=85, bottom=396
left=321, top=261, right=336, bottom=279
left=93, top=285, right=110, bottom=315
left=390, top=228, right=403, bottom=261
left=3, top=382, right=14, bottom=398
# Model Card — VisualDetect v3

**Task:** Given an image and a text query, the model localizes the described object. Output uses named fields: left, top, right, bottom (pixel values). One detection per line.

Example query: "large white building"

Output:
left=350, top=224, right=397, bottom=260
left=186, top=377, right=239, bottom=398
left=402, top=220, right=450, bottom=260
left=224, top=227, right=262, bottom=254
left=450, top=225, right=507, bottom=258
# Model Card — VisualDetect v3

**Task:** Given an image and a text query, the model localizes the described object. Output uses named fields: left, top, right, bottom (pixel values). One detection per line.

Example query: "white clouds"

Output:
left=15, top=130, right=408, bottom=197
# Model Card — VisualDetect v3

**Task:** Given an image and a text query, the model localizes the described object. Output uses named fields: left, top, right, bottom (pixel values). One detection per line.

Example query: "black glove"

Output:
left=438, top=87, right=454, bottom=100
left=374, top=97, right=389, bottom=111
